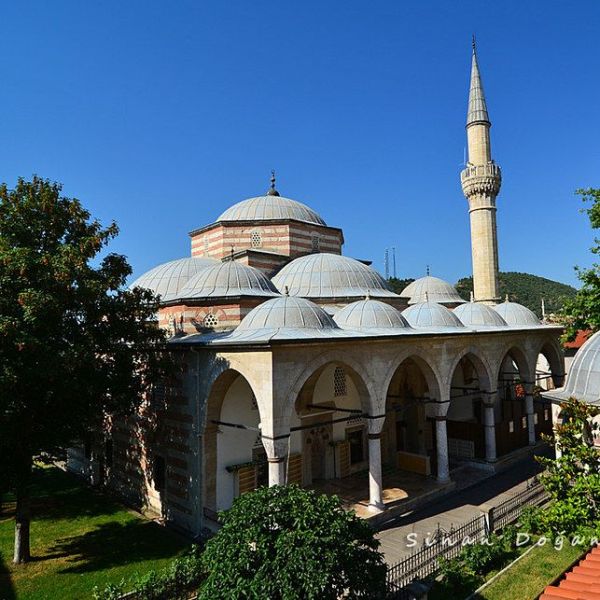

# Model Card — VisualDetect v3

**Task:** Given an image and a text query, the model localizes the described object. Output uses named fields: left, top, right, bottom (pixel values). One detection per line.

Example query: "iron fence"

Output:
left=386, top=476, right=549, bottom=597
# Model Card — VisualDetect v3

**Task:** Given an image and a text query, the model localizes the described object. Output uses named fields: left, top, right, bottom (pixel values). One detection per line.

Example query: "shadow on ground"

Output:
left=0, top=552, right=17, bottom=600
left=50, top=520, right=185, bottom=574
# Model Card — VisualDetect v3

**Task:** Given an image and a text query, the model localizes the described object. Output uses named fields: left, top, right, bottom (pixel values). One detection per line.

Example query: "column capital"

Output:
left=261, top=435, right=290, bottom=460
left=365, top=414, right=386, bottom=435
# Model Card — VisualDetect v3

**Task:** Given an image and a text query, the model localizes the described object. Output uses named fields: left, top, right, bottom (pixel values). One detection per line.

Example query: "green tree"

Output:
left=199, top=485, right=387, bottom=600
left=0, top=177, right=170, bottom=563
left=535, top=397, right=600, bottom=535
left=562, top=188, right=600, bottom=338
left=386, top=277, right=414, bottom=295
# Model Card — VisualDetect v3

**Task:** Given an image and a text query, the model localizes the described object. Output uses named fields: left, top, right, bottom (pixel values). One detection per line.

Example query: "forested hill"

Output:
left=387, top=272, right=577, bottom=318
left=455, top=272, right=577, bottom=317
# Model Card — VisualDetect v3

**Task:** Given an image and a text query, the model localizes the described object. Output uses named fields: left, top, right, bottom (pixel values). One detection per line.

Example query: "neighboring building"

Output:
left=68, top=43, right=565, bottom=536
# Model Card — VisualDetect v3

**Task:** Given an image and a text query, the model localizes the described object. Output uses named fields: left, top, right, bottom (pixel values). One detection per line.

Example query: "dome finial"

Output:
left=284, top=285, right=289, bottom=296
left=505, top=293, right=509, bottom=302
left=365, top=290, right=371, bottom=300
left=267, top=169, right=280, bottom=196
left=426, top=264, right=430, bottom=276
left=425, top=291, right=429, bottom=302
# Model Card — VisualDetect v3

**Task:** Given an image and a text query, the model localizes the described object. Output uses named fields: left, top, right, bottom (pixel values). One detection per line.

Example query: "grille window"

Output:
left=312, top=235, right=320, bottom=252
left=203, top=314, right=218, bottom=328
left=251, top=230, right=262, bottom=248
left=333, top=367, right=347, bottom=397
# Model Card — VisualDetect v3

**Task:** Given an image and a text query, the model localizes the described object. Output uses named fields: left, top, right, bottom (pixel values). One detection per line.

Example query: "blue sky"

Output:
left=1, top=1, right=598, bottom=287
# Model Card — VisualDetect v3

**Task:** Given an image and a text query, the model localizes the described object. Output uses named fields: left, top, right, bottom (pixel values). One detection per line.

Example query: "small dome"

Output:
left=237, top=296, right=338, bottom=331
left=559, top=331, right=600, bottom=404
left=217, top=195, right=326, bottom=226
left=454, top=302, right=508, bottom=327
left=334, top=298, right=410, bottom=329
left=402, top=301, right=465, bottom=328
left=401, top=276, right=466, bottom=305
left=494, top=301, right=540, bottom=327
left=130, top=257, right=218, bottom=300
left=272, top=253, right=397, bottom=299
left=178, top=261, right=280, bottom=300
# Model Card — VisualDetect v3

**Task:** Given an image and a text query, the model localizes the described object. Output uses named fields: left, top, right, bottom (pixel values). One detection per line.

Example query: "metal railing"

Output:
left=386, top=477, right=548, bottom=597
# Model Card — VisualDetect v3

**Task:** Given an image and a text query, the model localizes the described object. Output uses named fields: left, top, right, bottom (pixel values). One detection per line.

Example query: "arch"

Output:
left=494, top=343, right=533, bottom=384
left=382, top=347, right=444, bottom=405
left=533, top=337, right=565, bottom=389
left=445, top=347, right=495, bottom=393
left=286, top=350, right=378, bottom=415
left=203, top=367, right=262, bottom=514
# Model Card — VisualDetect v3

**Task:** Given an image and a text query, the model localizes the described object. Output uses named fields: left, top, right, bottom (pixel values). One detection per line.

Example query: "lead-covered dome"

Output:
left=402, top=301, right=465, bottom=328
left=217, top=194, right=326, bottom=226
left=454, top=302, right=508, bottom=327
left=334, top=298, right=410, bottom=329
left=401, top=276, right=466, bottom=305
left=178, top=261, right=280, bottom=300
left=130, top=257, right=218, bottom=300
left=555, top=330, right=600, bottom=404
left=237, top=296, right=338, bottom=331
left=272, top=253, right=398, bottom=299
left=494, top=301, right=540, bottom=327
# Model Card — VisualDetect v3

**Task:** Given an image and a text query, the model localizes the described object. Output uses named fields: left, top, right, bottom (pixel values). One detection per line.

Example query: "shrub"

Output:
left=199, top=484, right=387, bottom=599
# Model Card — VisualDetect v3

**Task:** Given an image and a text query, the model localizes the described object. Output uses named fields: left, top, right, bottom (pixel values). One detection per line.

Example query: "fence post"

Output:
left=480, top=504, right=494, bottom=536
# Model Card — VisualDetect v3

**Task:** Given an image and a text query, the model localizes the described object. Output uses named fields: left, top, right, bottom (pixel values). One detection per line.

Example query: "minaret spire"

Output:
left=467, top=36, right=490, bottom=127
left=460, top=40, right=502, bottom=305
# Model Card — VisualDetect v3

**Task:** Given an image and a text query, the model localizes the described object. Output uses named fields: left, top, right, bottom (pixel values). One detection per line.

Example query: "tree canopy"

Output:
left=0, top=177, right=171, bottom=562
left=199, top=485, right=387, bottom=599
left=561, top=189, right=600, bottom=338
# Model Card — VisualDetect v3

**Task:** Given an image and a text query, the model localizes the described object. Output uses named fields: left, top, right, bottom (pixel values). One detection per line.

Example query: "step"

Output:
left=565, top=572, right=600, bottom=584
left=541, top=586, right=585, bottom=600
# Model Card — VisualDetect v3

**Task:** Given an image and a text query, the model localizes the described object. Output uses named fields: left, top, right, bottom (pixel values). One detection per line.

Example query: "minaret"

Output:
left=460, top=39, right=501, bottom=304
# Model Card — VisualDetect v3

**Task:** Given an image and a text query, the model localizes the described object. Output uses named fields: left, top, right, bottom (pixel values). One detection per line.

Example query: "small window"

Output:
left=153, top=456, right=166, bottom=491
left=203, top=314, right=218, bottom=328
left=534, top=414, right=539, bottom=425
left=311, top=235, right=320, bottom=252
left=105, top=439, right=113, bottom=468
left=251, top=230, right=262, bottom=248
left=508, top=420, right=514, bottom=433
left=544, top=408, right=550, bottom=421
left=521, top=416, right=527, bottom=430
left=333, top=367, right=347, bottom=397
left=348, top=429, right=365, bottom=465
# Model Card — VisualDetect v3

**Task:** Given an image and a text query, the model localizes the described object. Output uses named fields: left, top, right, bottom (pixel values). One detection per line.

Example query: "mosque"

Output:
left=68, top=44, right=565, bottom=535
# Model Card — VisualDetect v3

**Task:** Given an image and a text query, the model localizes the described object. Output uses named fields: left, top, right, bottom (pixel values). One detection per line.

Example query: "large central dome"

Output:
left=217, top=194, right=326, bottom=226
left=272, top=253, right=397, bottom=299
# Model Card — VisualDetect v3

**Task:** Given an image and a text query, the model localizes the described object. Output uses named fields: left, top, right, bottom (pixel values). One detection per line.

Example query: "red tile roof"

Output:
left=540, top=546, right=600, bottom=599
left=564, top=330, right=592, bottom=350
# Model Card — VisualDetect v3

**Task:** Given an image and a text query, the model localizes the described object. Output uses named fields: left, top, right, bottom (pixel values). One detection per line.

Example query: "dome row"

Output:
left=234, top=296, right=541, bottom=332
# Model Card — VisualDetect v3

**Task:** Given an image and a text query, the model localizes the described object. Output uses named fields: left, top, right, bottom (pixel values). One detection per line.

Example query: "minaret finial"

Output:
left=472, top=34, right=476, bottom=52
left=267, top=170, right=280, bottom=196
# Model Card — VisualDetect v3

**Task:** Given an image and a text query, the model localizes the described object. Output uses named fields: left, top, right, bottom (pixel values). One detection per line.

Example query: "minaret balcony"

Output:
left=461, top=163, right=502, bottom=197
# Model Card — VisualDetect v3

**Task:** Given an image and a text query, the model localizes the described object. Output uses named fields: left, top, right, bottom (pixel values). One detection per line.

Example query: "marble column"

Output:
left=367, top=415, right=386, bottom=512
left=435, top=416, right=450, bottom=483
left=524, top=382, right=536, bottom=446
left=483, top=397, right=497, bottom=462
left=261, top=435, right=290, bottom=486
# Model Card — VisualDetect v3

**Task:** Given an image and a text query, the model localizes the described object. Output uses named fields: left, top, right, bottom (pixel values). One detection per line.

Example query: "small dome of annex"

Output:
left=454, top=302, right=508, bottom=327
left=402, top=301, right=465, bottom=328
left=217, top=194, right=326, bottom=227
left=401, top=276, right=466, bottom=305
left=178, top=261, right=280, bottom=300
left=555, top=330, right=600, bottom=404
left=334, top=297, right=410, bottom=329
left=494, top=300, right=540, bottom=327
left=272, top=253, right=397, bottom=299
left=237, top=296, right=338, bottom=331
left=130, top=256, right=218, bottom=300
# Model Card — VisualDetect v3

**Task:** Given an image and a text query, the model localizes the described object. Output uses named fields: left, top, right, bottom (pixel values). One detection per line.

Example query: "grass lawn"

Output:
left=477, top=541, right=586, bottom=600
left=0, top=464, right=190, bottom=600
